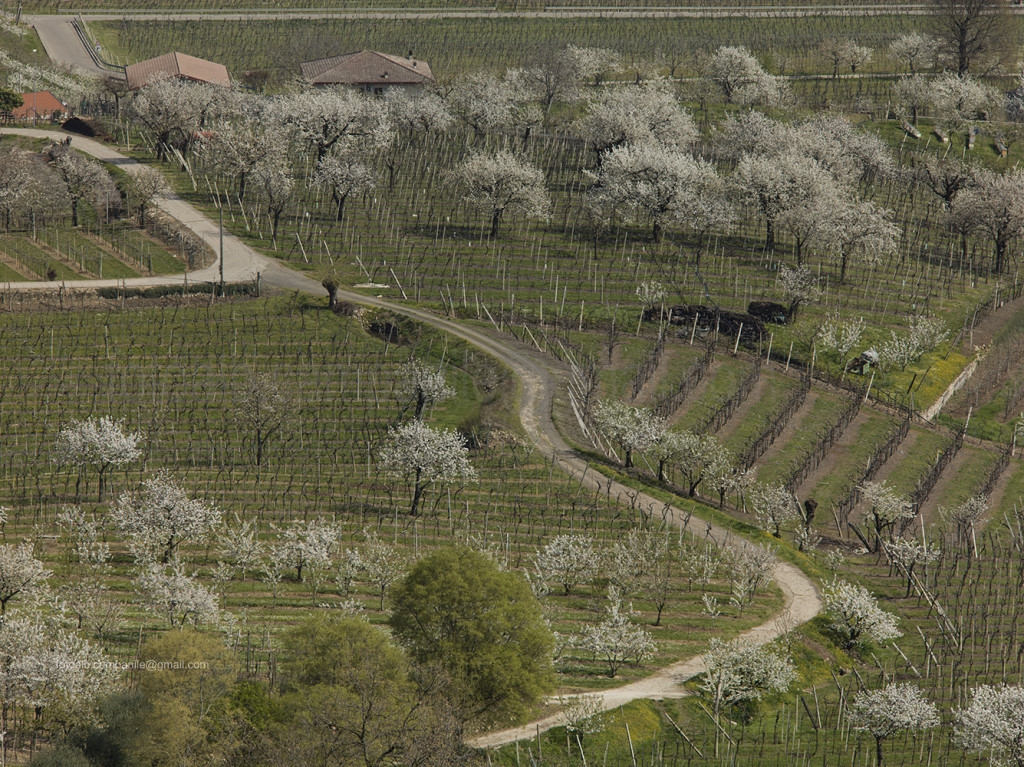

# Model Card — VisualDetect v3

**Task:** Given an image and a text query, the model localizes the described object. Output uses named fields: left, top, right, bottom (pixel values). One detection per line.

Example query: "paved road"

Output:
left=0, top=127, right=822, bottom=750
left=30, top=15, right=108, bottom=75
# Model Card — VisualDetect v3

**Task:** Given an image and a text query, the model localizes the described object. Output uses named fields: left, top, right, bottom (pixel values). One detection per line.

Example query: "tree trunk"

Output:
left=623, top=448, right=632, bottom=469
left=490, top=210, right=502, bottom=238
left=876, top=737, right=884, bottom=767
left=410, top=469, right=424, bottom=515
left=765, top=217, right=775, bottom=252
left=840, top=250, right=850, bottom=284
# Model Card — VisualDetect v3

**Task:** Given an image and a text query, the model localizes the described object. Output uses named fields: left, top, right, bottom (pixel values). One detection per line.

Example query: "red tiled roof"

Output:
left=11, top=91, right=65, bottom=119
left=300, top=50, right=433, bottom=86
left=125, top=52, right=231, bottom=90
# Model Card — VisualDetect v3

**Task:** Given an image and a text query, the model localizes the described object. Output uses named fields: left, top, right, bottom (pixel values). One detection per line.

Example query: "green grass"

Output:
left=754, top=391, right=847, bottom=487
left=928, top=446, right=999, bottom=511
left=805, top=411, right=897, bottom=511
left=672, top=359, right=750, bottom=432
left=717, top=372, right=799, bottom=455
left=881, top=427, right=951, bottom=498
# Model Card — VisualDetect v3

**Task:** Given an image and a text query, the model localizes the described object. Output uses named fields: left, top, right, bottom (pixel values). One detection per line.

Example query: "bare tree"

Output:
left=930, top=0, right=1016, bottom=74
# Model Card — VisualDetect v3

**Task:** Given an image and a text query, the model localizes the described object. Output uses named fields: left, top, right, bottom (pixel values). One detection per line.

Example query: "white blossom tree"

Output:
left=217, top=514, right=263, bottom=580
left=111, top=472, right=222, bottom=564
left=534, top=535, right=599, bottom=595
left=279, top=88, right=391, bottom=162
left=879, top=315, right=949, bottom=371
left=728, top=543, right=776, bottom=614
left=313, top=152, right=377, bottom=224
left=822, top=198, right=899, bottom=283
left=249, top=155, right=294, bottom=248
left=776, top=264, right=821, bottom=321
left=234, top=371, right=290, bottom=467
left=123, top=165, right=170, bottom=227
left=399, top=359, right=456, bottom=420
left=889, top=33, right=938, bottom=73
left=733, top=153, right=832, bottom=254
left=361, top=533, right=408, bottom=609
left=271, top=518, right=338, bottom=584
left=378, top=420, right=476, bottom=516
left=579, top=587, right=656, bottom=677
left=953, top=169, right=1024, bottom=274
left=701, top=46, right=786, bottom=106
left=201, top=121, right=286, bottom=200
left=588, top=143, right=727, bottom=243
left=44, top=145, right=112, bottom=228
left=384, top=87, right=454, bottom=134
left=822, top=577, right=902, bottom=649
left=604, top=529, right=667, bottom=597
left=817, top=313, right=866, bottom=367
left=0, top=612, right=118, bottom=733
left=591, top=400, right=665, bottom=469
left=444, top=72, right=523, bottom=136
left=940, top=494, right=989, bottom=549
left=53, top=416, right=142, bottom=502
left=580, top=80, right=697, bottom=157
left=675, top=431, right=734, bottom=499
left=893, top=74, right=933, bottom=124
left=849, top=683, right=940, bottom=767
left=955, top=684, right=1024, bottom=767
left=817, top=38, right=873, bottom=78
left=129, top=77, right=203, bottom=160
left=884, top=537, right=940, bottom=596
left=452, top=150, right=549, bottom=238
left=860, top=480, right=915, bottom=551
left=137, top=564, right=222, bottom=627
left=0, top=542, right=50, bottom=614
left=930, top=72, right=1001, bottom=135
left=750, top=483, right=799, bottom=538
left=700, top=637, right=796, bottom=719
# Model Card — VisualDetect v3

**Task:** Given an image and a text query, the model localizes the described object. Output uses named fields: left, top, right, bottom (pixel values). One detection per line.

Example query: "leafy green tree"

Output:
left=0, top=89, right=23, bottom=114
left=390, top=547, right=555, bottom=725
left=96, top=630, right=238, bottom=767
left=272, top=615, right=466, bottom=767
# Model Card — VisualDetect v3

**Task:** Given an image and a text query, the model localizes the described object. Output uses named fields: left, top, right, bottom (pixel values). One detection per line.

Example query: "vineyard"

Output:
left=91, top=15, right=928, bottom=83
left=4, top=1, right=1024, bottom=762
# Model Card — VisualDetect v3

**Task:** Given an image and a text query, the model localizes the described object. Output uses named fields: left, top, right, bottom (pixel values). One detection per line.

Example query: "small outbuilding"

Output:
left=125, top=52, right=231, bottom=90
left=300, top=50, right=434, bottom=94
left=11, top=91, right=66, bottom=121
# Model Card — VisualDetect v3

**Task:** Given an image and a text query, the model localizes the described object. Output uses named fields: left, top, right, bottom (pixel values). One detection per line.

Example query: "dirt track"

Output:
left=0, top=127, right=822, bottom=749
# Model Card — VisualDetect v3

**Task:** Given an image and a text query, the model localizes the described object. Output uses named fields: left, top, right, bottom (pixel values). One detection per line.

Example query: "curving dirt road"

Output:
left=0, top=127, right=821, bottom=749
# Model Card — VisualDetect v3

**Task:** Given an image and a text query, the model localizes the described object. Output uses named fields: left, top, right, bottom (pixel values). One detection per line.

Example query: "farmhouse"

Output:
left=11, top=91, right=65, bottom=121
left=299, top=50, right=434, bottom=94
left=125, top=52, right=231, bottom=90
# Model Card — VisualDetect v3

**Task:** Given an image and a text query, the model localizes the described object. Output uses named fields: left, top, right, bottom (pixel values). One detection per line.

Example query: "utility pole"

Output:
left=219, top=205, right=224, bottom=296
